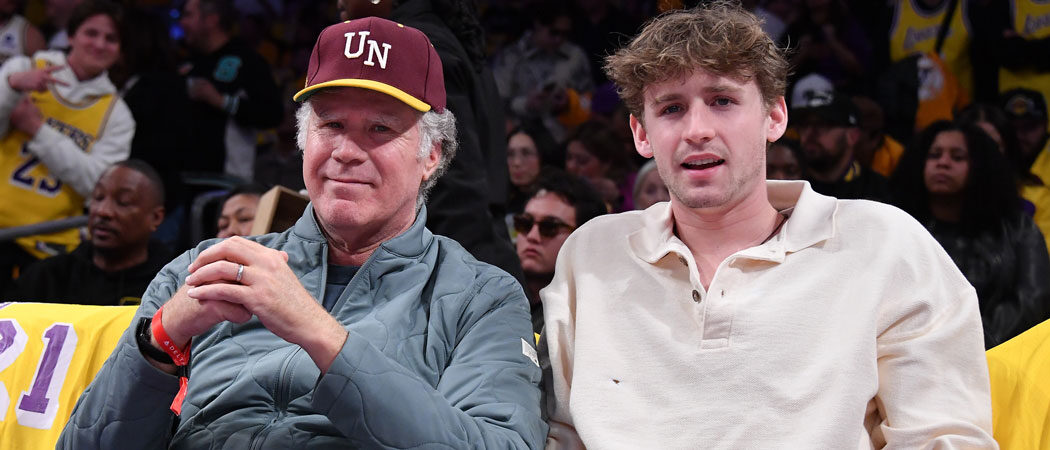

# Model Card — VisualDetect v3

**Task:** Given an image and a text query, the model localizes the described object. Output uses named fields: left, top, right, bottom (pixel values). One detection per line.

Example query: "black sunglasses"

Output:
left=513, top=214, right=575, bottom=238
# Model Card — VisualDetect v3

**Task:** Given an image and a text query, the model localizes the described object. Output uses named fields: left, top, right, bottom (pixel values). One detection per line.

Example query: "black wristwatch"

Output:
left=136, top=317, right=175, bottom=364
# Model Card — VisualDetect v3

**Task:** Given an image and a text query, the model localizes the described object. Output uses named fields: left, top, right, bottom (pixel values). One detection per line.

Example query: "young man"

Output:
left=0, top=1, right=133, bottom=290
left=542, top=2, right=996, bottom=448
left=792, top=85, right=892, bottom=202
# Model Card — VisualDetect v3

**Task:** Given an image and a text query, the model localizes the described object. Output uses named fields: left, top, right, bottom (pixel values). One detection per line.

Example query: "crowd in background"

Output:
left=1, top=0, right=1049, bottom=348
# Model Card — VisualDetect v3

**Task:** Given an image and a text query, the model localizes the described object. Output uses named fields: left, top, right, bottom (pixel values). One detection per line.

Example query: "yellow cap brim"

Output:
left=292, top=79, right=431, bottom=112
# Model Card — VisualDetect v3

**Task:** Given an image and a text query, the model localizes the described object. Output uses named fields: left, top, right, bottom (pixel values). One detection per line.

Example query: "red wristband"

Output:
left=171, top=374, right=189, bottom=416
left=151, top=306, right=192, bottom=416
left=151, top=307, right=191, bottom=366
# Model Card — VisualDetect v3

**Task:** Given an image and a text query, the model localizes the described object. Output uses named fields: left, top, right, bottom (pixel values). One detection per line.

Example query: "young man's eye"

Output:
left=660, top=104, right=682, bottom=115
left=712, top=97, right=734, bottom=107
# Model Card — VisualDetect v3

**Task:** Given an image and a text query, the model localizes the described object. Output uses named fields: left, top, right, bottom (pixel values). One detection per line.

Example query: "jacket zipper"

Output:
left=246, top=346, right=300, bottom=450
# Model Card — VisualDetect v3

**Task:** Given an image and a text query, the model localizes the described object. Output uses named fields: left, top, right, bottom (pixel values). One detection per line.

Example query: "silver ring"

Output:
left=235, top=264, right=244, bottom=282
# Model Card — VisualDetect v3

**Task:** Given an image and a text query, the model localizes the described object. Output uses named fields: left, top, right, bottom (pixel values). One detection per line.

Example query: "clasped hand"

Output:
left=159, top=237, right=347, bottom=372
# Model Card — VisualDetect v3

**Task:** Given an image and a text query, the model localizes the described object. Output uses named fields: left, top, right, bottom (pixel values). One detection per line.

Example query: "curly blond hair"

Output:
left=605, top=0, right=789, bottom=119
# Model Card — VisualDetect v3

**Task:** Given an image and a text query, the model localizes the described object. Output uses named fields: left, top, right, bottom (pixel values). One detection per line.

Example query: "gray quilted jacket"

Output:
left=58, top=205, right=547, bottom=449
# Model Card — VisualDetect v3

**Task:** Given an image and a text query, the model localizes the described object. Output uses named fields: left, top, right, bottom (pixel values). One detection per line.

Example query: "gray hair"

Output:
left=295, top=100, right=458, bottom=208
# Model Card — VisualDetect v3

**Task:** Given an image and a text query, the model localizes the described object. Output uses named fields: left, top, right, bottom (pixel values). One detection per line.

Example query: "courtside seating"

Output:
left=2, top=302, right=1045, bottom=448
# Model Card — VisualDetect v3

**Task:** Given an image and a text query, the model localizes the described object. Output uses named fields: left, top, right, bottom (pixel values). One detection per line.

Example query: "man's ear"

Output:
left=421, top=142, right=442, bottom=181
left=845, top=127, right=861, bottom=149
left=149, top=206, right=165, bottom=232
left=766, top=97, right=788, bottom=142
left=630, top=114, right=653, bottom=158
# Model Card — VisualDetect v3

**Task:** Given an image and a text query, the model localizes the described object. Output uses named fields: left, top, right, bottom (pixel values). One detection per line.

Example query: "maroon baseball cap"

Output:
left=293, top=17, right=446, bottom=112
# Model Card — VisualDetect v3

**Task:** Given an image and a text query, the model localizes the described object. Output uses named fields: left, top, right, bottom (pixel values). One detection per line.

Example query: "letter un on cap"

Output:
left=293, top=17, right=446, bottom=113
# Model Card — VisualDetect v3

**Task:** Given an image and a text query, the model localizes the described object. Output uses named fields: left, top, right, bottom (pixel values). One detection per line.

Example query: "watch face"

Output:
left=137, top=317, right=174, bottom=364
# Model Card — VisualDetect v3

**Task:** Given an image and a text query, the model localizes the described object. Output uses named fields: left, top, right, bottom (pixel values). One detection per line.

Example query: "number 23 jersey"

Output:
left=0, top=51, right=129, bottom=259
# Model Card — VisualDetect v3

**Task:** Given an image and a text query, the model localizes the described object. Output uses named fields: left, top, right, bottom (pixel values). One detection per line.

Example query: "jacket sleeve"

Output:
left=540, top=235, right=586, bottom=450
left=1012, top=214, right=1050, bottom=336
left=873, top=225, right=997, bottom=448
left=26, top=98, right=134, bottom=196
left=0, top=55, right=33, bottom=138
left=56, top=254, right=191, bottom=450
left=312, top=274, right=548, bottom=449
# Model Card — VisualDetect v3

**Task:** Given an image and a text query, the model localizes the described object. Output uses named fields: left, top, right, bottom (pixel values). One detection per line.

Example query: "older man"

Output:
left=543, top=2, right=994, bottom=448
left=4, top=159, right=169, bottom=306
left=57, top=17, right=546, bottom=449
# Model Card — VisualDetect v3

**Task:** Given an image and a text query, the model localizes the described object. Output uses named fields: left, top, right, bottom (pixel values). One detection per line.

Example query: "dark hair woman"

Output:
left=956, top=103, right=1050, bottom=257
left=891, top=120, right=1050, bottom=348
left=507, top=120, right=560, bottom=214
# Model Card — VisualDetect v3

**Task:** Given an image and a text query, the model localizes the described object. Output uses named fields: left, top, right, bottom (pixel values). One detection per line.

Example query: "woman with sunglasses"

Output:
left=513, top=170, right=606, bottom=333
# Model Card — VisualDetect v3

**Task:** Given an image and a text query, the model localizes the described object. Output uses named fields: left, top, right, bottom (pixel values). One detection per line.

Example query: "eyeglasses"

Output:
left=513, top=214, right=575, bottom=238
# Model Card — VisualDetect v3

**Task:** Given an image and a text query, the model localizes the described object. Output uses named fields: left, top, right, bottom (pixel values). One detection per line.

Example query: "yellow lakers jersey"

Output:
left=999, top=0, right=1050, bottom=129
left=0, top=302, right=136, bottom=450
left=986, top=318, right=1050, bottom=449
left=1031, top=140, right=1050, bottom=186
left=0, top=57, right=116, bottom=259
left=1023, top=141, right=1050, bottom=254
left=889, top=0, right=975, bottom=97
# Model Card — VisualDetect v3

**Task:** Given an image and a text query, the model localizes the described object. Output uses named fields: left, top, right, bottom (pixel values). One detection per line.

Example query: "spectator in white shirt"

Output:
left=542, top=2, right=997, bottom=448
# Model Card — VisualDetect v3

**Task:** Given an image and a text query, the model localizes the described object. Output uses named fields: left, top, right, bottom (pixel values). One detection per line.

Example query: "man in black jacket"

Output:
left=792, top=84, right=892, bottom=202
left=4, top=160, right=170, bottom=305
